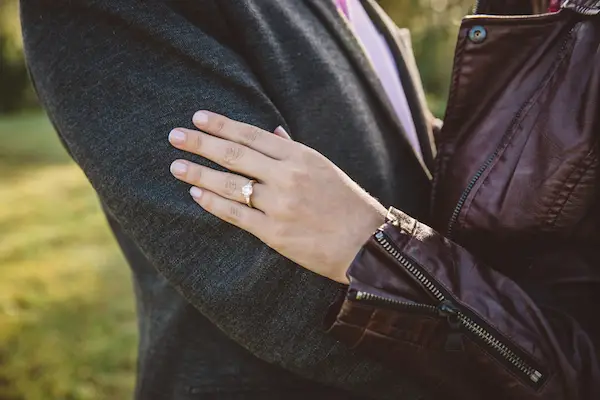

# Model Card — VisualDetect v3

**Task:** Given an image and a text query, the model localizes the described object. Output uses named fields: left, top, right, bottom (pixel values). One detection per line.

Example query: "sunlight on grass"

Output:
left=0, top=113, right=137, bottom=400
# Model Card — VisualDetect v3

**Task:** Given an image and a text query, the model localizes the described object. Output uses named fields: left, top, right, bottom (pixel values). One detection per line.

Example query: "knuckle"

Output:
left=274, top=195, right=297, bottom=216
left=214, top=119, right=226, bottom=135
left=222, top=144, right=245, bottom=166
left=224, top=176, right=238, bottom=196
left=290, top=168, right=308, bottom=182
left=188, top=165, right=202, bottom=185
left=268, top=224, right=288, bottom=249
left=300, top=147, right=324, bottom=165
left=225, top=203, right=243, bottom=224
left=241, top=127, right=261, bottom=146
left=280, top=196, right=295, bottom=212
left=284, top=167, right=309, bottom=189
left=193, top=133, right=203, bottom=153
left=199, top=192, right=212, bottom=210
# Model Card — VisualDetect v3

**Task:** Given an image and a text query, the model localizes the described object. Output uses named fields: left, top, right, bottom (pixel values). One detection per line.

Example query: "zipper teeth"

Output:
left=373, top=231, right=544, bottom=385
left=376, top=233, right=445, bottom=302
left=355, top=291, right=437, bottom=313
left=445, top=155, right=495, bottom=238
left=455, top=311, right=543, bottom=383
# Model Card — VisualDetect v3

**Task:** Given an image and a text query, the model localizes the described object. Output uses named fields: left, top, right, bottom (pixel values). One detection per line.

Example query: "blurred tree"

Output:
left=380, top=0, right=473, bottom=116
left=0, top=0, right=37, bottom=114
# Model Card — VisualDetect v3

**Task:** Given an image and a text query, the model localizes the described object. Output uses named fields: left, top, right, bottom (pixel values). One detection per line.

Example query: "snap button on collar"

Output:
left=468, top=25, right=487, bottom=43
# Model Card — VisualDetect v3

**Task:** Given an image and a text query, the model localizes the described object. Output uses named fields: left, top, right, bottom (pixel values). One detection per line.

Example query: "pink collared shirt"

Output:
left=335, top=0, right=422, bottom=159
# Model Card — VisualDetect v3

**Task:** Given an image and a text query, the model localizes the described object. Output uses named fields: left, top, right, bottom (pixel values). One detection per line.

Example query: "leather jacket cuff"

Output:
left=324, top=207, right=422, bottom=344
left=324, top=207, right=568, bottom=399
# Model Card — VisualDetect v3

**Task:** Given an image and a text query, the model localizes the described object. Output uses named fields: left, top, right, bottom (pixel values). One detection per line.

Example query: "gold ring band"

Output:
left=241, top=179, right=257, bottom=208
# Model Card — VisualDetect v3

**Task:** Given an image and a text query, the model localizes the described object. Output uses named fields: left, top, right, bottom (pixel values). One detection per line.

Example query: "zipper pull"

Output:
left=438, top=300, right=465, bottom=352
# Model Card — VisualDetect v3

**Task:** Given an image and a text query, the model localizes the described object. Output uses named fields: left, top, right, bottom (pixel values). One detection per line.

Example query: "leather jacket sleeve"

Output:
left=326, top=208, right=600, bottom=400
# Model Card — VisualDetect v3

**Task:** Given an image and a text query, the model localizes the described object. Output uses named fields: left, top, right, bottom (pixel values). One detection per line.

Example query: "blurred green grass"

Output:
left=0, top=113, right=137, bottom=400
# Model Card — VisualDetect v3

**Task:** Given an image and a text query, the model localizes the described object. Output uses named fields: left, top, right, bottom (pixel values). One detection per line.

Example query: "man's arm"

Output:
left=20, top=1, right=426, bottom=398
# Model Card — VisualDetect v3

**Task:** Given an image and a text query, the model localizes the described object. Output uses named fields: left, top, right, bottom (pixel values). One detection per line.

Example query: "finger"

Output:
left=192, top=111, right=292, bottom=159
left=170, top=160, right=269, bottom=211
left=274, top=126, right=292, bottom=140
left=189, top=186, right=269, bottom=240
left=169, top=128, right=276, bottom=182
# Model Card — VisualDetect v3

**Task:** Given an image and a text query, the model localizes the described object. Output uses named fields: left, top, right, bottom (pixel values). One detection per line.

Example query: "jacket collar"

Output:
left=361, top=0, right=436, bottom=172
left=562, top=0, right=600, bottom=14
left=303, top=0, right=434, bottom=175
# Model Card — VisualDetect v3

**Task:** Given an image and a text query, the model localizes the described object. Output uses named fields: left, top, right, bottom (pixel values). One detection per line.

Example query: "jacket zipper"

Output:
left=350, top=290, right=439, bottom=314
left=354, top=230, right=547, bottom=389
left=351, top=290, right=466, bottom=351
left=444, top=27, right=575, bottom=238
left=444, top=88, right=543, bottom=238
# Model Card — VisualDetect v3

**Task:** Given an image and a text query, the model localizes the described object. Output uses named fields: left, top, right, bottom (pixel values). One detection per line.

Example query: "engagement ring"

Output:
left=242, top=180, right=257, bottom=208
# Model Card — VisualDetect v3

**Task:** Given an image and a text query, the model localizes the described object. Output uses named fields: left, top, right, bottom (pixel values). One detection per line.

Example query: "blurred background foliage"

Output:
left=0, top=0, right=471, bottom=399
left=0, top=0, right=36, bottom=114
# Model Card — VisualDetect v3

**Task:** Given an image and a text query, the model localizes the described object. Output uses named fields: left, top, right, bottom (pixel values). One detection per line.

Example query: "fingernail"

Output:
left=170, top=161, right=188, bottom=176
left=169, top=129, right=186, bottom=144
left=193, top=111, right=209, bottom=126
left=274, top=125, right=291, bottom=139
left=190, top=186, right=203, bottom=199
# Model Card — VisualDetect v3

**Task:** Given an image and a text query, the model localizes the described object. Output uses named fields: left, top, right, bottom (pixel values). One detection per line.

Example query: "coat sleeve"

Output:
left=327, top=207, right=600, bottom=399
left=19, top=1, right=428, bottom=398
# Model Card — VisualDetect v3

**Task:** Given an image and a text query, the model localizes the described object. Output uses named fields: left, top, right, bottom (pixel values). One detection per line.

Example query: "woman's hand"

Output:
left=168, top=111, right=386, bottom=284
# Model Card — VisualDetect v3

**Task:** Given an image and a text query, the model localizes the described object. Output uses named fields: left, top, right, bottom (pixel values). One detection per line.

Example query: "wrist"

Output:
left=334, top=201, right=386, bottom=285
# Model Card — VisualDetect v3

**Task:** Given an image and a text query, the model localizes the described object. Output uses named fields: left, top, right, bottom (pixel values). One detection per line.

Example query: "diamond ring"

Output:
left=241, top=179, right=257, bottom=208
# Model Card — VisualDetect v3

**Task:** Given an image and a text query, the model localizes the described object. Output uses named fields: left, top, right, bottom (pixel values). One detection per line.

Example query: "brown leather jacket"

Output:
left=327, top=1, right=600, bottom=399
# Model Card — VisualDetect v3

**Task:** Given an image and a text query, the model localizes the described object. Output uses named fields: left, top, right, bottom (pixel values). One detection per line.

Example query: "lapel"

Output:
left=360, top=0, right=436, bottom=172
left=303, top=0, right=432, bottom=177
